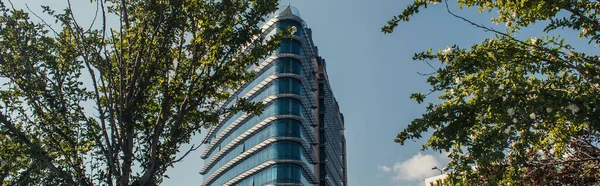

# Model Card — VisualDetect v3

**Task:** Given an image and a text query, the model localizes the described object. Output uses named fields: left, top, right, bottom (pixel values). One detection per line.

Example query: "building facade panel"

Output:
left=201, top=6, right=347, bottom=186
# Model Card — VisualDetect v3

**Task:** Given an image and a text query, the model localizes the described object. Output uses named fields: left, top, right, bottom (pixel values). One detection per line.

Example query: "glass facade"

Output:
left=235, top=164, right=312, bottom=186
left=200, top=6, right=347, bottom=186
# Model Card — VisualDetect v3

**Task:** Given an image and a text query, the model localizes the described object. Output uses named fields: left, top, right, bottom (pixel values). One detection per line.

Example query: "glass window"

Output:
left=276, top=78, right=302, bottom=95
left=319, top=98, right=325, bottom=112
left=234, top=163, right=304, bottom=186
left=275, top=97, right=302, bottom=115
left=319, top=115, right=324, bottom=128
left=319, top=83, right=325, bottom=96
left=319, top=130, right=325, bottom=144
left=278, top=39, right=302, bottom=55
left=275, top=57, right=302, bottom=74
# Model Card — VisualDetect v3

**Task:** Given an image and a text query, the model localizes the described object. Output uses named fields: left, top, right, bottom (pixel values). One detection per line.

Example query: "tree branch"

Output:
left=0, top=112, right=77, bottom=185
left=443, top=0, right=600, bottom=92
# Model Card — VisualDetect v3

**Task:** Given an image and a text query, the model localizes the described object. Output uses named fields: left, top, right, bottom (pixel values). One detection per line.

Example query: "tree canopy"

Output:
left=0, top=0, right=286, bottom=185
left=385, top=0, right=600, bottom=185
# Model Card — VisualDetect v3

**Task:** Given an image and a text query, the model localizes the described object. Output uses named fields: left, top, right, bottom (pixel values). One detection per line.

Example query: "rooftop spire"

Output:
left=278, top=5, right=301, bottom=17
left=280, top=6, right=293, bottom=15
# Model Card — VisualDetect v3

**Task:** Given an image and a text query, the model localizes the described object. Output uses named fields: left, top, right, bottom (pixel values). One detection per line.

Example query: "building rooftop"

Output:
left=278, top=5, right=301, bottom=18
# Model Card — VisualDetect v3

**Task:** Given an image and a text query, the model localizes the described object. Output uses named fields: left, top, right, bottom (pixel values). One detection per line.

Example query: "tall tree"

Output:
left=0, top=0, right=289, bottom=185
left=384, top=0, right=600, bottom=185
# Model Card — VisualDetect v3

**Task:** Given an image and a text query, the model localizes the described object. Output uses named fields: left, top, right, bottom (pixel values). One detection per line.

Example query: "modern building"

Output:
left=199, top=6, right=347, bottom=186
left=424, top=174, right=447, bottom=186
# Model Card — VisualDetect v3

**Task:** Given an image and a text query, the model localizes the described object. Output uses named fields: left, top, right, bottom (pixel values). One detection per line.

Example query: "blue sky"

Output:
left=10, top=0, right=593, bottom=186
left=271, top=1, right=496, bottom=186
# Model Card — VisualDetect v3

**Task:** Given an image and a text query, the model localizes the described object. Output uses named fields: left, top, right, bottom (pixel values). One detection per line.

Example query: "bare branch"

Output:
left=163, top=144, right=202, bottom=170
left=24, top=4, right=58, bottom=37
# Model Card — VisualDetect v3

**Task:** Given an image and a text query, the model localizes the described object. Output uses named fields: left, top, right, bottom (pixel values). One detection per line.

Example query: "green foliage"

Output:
left=386, top=0, right=600, bottom=185
left=0, top=0, right=284, bottom=185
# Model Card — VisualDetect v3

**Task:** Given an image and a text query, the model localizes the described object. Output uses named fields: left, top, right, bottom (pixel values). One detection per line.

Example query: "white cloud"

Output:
left=381, top=153, right=442, bottom=182
left=392, top=153, right=441, bottom=181
left=377, top=165, right=392, bottom=173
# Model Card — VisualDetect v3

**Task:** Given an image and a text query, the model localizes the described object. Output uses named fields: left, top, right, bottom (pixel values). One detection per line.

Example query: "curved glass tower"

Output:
left=200, top=7, right=347, bottom=186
